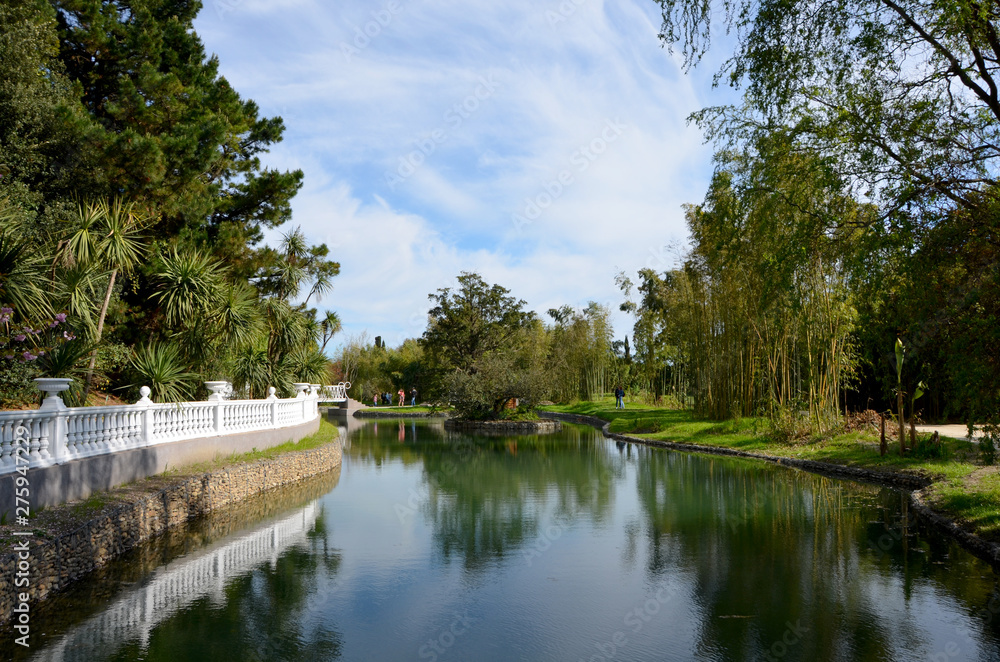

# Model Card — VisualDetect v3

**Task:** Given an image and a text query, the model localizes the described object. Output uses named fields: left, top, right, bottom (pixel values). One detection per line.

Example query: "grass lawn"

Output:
left=542, top=398, right=1000, bottom=543
left=361, top=405, right=453, bottom=414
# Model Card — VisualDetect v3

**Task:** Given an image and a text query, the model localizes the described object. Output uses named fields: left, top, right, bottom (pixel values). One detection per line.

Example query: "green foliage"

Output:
left=128, top=342, right=198, bottom=403
left=287, top=346, right=330, bottom=385
left=657, top=0, right=1000, bottom=216
left=151, top=248, right=227, bottom=329
left=0, top=0, right=341, bottom=405
left=620, top=140, right=859, bottom=426
left=0, top=360, right=36, bottom=408
left=0, top=202, right=52, bottom=320
left=230, top=344, right=280, bottom=400
left=336, top=335, right=430, bottom=403
left=445, top=351, right=548, bottom=420
left=422, top=272, right=535, bottom=373
left=544, top=302, right=616, bottom=402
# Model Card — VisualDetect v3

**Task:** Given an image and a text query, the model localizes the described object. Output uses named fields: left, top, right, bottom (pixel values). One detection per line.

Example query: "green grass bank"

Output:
left=541, top=399, right=1000, bottom=544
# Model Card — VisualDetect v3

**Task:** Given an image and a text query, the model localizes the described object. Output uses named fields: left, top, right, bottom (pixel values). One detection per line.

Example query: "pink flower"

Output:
left=54, top=313, right=67, bottom=323
left=13, top=334, right=26, bottom=342
left=21, top=352, right=36, bottom=361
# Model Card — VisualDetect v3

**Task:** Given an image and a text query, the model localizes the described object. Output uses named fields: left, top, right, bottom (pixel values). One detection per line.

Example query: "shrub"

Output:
left=446, top=352, right=548, bottom=420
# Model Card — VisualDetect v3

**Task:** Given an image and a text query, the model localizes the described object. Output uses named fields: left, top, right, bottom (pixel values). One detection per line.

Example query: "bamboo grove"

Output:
left=620, top=141, right=864, bottom=429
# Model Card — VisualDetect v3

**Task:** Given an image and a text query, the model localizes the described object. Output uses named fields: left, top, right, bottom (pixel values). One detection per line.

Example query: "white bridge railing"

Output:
left=318, top=381, right=351, bottom=402
left=0, top=379, right=350, bottom=477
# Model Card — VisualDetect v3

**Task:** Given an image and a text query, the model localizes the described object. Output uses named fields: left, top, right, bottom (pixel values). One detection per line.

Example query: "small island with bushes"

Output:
left=423, top=273, right=561, bottom=434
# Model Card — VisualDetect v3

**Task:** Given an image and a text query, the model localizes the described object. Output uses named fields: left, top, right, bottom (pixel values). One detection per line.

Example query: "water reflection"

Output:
left=31, top=502, right=327, bottom=662
left=10, top=419, right=1000, bottom=661
left=348, top=422, right=621, bottom=571
left=632, top=445, right=1000, bottom=660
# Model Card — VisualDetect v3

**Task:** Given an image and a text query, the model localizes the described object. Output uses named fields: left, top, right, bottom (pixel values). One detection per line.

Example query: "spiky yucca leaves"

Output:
left=261, top=297, right=309, bottom=360
left=129, top=342, right=198, bottom=403
left=230, top=344, right=286, bottom=400
left=0, top=201, right=52, bottom=321
left=287, top=346, right=330, bottom=385
left=151, top=248, right=226, bottom=328
left=319, top=310, right=341, bottom=352
left=216, top=281, right=264, bottom=349
left=54, top=262, right=99, bottom=338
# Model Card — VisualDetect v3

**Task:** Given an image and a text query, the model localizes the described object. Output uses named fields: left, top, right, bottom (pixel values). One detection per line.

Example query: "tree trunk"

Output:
left=880, top=415, right=887, bottom=457
left=897, top=388, right=906, bottom=454
left=84, top=268, right=117, bottom=400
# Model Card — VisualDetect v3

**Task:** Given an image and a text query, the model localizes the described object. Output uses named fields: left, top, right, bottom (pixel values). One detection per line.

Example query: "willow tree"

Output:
left=654, top=0, right=1000, bottom=218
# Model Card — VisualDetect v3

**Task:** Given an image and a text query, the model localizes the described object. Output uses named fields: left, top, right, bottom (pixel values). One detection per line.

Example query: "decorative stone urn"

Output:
left=292, top=383, right=311, bottom=399
left=33, top=378, right=74, bottom=411
left=204, top=381, right=229, bottom=402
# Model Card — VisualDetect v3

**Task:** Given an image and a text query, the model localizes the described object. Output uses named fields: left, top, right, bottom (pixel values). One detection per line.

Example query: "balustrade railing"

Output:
left=0, top=380, right=349, bottom=476
left=319, top=382, right=351, bottom=401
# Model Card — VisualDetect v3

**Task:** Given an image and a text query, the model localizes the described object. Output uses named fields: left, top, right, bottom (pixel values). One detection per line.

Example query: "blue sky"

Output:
left=194, top=0, right=736, bottom=350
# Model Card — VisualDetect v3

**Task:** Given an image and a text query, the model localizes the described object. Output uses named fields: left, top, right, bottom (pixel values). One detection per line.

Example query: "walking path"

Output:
left=916, top=424, right=984, bottom=442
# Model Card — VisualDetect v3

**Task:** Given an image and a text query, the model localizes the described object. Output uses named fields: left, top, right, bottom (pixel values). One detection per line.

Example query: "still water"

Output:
left=8, top=418, right=1000, bottom=661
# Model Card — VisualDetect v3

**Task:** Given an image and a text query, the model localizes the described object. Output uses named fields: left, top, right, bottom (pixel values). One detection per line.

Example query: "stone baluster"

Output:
left=137, top=386, right=153, bottom=446
left=267, top=387, right=278, bottom=428
left=34, top=378, right=73, bottom=465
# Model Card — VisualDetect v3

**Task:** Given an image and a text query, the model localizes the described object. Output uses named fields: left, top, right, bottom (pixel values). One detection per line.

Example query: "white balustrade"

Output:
left=319, top=382, right=352, bottom=402
left=0, top=380, right=346, bottom=476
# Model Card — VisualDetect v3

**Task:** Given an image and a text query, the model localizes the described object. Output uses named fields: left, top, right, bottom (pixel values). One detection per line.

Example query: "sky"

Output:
left=193, top=0, right=736, bottom=351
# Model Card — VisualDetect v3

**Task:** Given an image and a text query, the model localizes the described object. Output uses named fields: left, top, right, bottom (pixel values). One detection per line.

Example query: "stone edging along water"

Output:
left=544, top=411, right=1000, bottom=567
left=353, top=410, right=450, bottom=419
left=0, top=436, right=343, bottom=623
left=443, top=418, right=562, bottom=434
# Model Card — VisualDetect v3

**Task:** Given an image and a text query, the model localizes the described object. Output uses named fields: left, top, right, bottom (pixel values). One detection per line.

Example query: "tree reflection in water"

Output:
left=633, top=445, right=1000, bottom=660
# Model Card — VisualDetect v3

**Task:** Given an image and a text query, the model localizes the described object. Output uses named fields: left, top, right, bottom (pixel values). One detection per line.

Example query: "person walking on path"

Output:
left=398, top=388, right=405, bottom=406
left=410, top=387, right=418, bottom=407
left=615, top=386, right=624, bottom=410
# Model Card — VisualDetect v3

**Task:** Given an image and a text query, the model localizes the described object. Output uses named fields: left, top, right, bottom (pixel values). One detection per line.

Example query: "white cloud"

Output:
left=194, top=0, right=731, bottom=350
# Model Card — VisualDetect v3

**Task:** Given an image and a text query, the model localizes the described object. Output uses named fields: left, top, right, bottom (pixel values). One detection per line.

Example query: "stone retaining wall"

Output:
left=444, top=418, right=562, bottom=434
left=544, top=411, right=1000, bottom=567
left=0, top=416, right=322, bottom=519
left=354, top=410, right=450, bottom=419
left=0, top=437, right=342, bottom=622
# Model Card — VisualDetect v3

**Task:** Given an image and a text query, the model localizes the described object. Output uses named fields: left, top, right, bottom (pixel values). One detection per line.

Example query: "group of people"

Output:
left=371, top=387, right=418, bottom=407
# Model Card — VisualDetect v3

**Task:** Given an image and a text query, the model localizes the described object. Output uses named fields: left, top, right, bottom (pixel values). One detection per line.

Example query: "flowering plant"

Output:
left=0, top=307, right=76, bottom=364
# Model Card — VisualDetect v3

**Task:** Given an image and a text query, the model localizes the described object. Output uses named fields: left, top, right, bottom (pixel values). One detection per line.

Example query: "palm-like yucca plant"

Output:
left=287, top=346, right=331, bottom=385
left=129, top=342, right=198, bottom=403
left=151, top=248, right=226, bottom=328
left=215, top=281, right=264, bottom=351
left=261, top=297, right=308, bottom=360
left=0, top=200, right=52, bottom=320
left=319, top=310, right=342, bottom=352
left=54, top=262, right=99, bottom=339
left=60, top=198, right=149, bottom=397
left=230, top=344, right=274, bottom=400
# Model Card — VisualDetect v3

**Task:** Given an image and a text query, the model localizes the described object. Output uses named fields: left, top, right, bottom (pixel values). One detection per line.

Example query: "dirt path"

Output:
left=916, top=424, right=984, bottom=441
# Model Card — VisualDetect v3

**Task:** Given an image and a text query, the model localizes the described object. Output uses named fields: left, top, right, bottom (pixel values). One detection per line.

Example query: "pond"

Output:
left=7, top=418, right=1000, bottom=661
